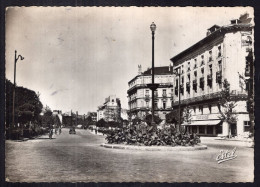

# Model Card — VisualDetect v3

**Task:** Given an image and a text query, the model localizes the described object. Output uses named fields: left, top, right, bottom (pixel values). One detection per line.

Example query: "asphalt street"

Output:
left=5, top=128, right=254, bottom=182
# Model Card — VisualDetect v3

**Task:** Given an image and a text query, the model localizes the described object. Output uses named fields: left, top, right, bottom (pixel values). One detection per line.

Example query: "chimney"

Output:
left=138, top=65, right=142, bottom=75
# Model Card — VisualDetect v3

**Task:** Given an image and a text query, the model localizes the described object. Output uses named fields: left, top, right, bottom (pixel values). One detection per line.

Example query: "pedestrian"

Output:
left=49, top=128, right=53, bottom=139
left=95, top=128, right=97, bottom=134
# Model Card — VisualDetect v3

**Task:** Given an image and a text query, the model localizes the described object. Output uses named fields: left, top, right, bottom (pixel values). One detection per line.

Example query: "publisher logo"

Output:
left=216, top=147, right=237, bottom=164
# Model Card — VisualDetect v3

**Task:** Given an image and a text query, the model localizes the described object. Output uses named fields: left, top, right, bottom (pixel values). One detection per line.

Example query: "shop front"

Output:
left=184, top=120, right=221, bottom=136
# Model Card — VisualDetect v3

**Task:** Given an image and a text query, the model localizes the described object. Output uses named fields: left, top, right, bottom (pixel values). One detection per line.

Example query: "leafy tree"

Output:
left=218, top=79, right=238, bottom=138
left=96, top=119, right=107, bottom=128
left=145, top=114, right=162, bottom=126
left=165, top=110, right=179, bottom=124
left=182, top=106, right=192, bottom=133
left=6, top=79, right=43, bottom=128
left=17, top=103, right=35, bottom=124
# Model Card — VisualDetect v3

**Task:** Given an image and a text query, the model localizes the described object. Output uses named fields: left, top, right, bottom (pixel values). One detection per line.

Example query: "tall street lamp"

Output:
left=147, top=22, right=159, bottom=130
left=173, top=68, right=181, bottom=133
left=12, top=50, right=24, bottom=129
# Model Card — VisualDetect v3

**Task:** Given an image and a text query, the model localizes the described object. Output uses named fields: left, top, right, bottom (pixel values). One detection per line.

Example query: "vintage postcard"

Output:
left=5, top=7, right=254, bottom=183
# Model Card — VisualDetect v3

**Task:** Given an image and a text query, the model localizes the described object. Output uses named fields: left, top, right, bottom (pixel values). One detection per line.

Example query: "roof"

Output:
left=143, top=66, right=173, bottom=75
left=128, top=66, right=173, bottom=84
left=170, top=23, right=253, bottom=65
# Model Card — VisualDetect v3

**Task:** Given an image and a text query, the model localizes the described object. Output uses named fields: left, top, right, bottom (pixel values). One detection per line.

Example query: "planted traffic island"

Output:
left=101, top=143, right=207, bottom=151
left=100, top=120, right=207, bottom=151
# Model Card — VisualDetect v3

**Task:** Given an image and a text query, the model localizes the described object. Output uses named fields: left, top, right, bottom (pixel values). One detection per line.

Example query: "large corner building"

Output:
left=127, top=65, right=174, bottom=120
left=170, top=14, right=254, bottom=137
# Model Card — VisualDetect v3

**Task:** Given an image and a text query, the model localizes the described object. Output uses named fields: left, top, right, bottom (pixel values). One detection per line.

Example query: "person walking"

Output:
left=49, top=128, right=53, bottom=139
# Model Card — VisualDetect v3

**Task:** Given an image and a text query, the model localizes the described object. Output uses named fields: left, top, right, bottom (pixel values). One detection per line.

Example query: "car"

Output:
left=69, top=128, right=76, bottom=134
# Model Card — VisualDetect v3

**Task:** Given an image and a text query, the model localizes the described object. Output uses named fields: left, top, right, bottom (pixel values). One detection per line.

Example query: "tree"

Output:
left=145, top=114, right=162, bottom=126
left=84, top=116, right=93, bottom=128
left=218, top=79, right=238, bottom=138
left=165, top=110, right=180, bottom=125
left=5, top=79, right=43, bottom=128
left=182, top=106, right=192, bottom=133
left=96, top=119, right=107, bottom=128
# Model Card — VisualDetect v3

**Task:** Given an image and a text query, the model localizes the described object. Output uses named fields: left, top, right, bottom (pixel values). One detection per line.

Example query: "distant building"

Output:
left=87, top=112, right=97, bottom=122
left=170, top=13, right=254, bottom=137
left=97, top=95, right=121, bottom=122
left=121, top=108, right=128, bottom=120
left=127, top=65, right=174, bottom=120
left=52, top=110, right=62, bottom=124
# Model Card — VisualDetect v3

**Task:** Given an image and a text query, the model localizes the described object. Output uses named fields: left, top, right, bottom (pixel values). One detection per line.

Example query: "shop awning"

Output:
left=182, top=120, right=221, bottom=126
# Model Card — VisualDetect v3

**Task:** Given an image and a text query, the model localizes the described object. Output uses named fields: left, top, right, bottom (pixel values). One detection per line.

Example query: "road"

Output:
left=5, top=128, right=254, bottom=183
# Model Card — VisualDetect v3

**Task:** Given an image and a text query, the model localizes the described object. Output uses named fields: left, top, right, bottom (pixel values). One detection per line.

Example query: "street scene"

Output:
left=6, top=129, right=253, bottom=182
left=5, top=7, right=254, bottom=183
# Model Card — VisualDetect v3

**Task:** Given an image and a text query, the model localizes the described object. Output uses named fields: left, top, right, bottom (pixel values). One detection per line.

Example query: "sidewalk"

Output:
left=88, top=129, right=105, bottom=136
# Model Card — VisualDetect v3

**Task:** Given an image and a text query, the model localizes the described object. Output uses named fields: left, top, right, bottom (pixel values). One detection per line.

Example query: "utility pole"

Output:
left=12, top=50, right=24, bottom=129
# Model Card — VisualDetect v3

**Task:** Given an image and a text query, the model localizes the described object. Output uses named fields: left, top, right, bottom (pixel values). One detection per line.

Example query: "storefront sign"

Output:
left=196, top=115, right=208, bottom=120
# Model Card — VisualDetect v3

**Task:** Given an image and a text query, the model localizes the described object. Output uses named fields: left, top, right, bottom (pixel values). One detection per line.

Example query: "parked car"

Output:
left=69, top=127, right=76, bottom=134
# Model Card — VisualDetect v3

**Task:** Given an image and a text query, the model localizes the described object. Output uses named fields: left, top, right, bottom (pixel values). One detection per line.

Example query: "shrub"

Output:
left=105, top=124, right=200, bottom=146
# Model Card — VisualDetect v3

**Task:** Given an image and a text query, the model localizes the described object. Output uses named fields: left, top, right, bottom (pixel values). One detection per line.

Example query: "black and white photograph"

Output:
left=5, top=7, right=254, bottom=183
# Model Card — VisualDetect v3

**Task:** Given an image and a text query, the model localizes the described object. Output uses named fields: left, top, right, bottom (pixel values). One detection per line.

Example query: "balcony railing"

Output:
left=162, top=93, right=167, bottom=98
left=207, top=74, right=212, bottom=88
left=193, top=80, right=197, bottom=92
left=145, top=94, right=150, bottom=101
left=180, top=84, right=184, bottom=95
left=245, top=69, right=250, bottom=77
left=200, top=77, right=204, bottom=90
left=186, top=82, right=190, bottom=93
left=172, top=92, right=222, bottom=106
left=216, top=71, right=222, bottom=84
left=175, top=87, right=178, bottom=96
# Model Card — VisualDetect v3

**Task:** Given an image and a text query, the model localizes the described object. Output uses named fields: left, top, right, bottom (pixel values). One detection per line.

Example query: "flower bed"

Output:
left=105, top=125, right=201, bottom=147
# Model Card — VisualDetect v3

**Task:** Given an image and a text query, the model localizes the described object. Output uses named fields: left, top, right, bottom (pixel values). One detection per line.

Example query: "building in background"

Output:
left=97, top=95, right=121, bottom=122
left=170, top=13, right=254, bottom=137
left=127, top=65, right=174, bottom=120
left=121, top=108, right=128, bottom=120
left=53, top=110, right=62, bottom=124
left=87, top=112, right=97, bottom=122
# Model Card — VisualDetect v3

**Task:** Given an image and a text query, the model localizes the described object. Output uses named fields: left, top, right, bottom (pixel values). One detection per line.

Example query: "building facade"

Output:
left=170, top=13, right=254, bottom=137
left=127, top=65, right=174, bottom=119
left=97, top=95, right=121, bottom=122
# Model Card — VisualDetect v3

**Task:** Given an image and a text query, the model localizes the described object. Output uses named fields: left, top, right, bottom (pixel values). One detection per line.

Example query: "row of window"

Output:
left=174, top=70, right=222, bottom=96
left=178, top=45, right=222, bottom=74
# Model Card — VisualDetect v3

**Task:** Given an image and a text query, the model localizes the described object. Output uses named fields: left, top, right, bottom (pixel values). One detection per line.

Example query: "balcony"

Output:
left=193, top=80, right=197, bottom=92
left=162, top=93, right=167, bottom=98
left=175, top=87, right=178, bottom=96
left=216, top=71, right=222, bottom=84
left=172, top=91, right=222, bottom=106
left=245, top=69, right=250, bottom=77
left=145, top=94, right=150, bottom=101
left=180, top=84, right=184, bottom=95
left=154, top=93, right=158, bottom=99
left=200, top=77, right=204, bottom=90
left=186, top=82, right=190, bottom=93
left=207, top=74, right=212, bottom=87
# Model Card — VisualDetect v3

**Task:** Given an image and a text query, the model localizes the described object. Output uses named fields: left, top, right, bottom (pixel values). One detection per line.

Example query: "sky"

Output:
left=5, top=7, right=253, bottom=114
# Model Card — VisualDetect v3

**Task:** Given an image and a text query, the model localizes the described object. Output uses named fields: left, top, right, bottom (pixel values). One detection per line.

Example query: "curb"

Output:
left=215, top=138, right=253, bottom=143
left=100, top=143, right=207, bottom=151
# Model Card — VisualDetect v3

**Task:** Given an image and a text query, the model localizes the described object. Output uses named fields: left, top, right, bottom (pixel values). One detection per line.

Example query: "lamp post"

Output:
left=12, top=50, right=24, bottom=129
left=173, top=68, right=181, bottom=133
left=147, top=22, right=159, bottom=130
